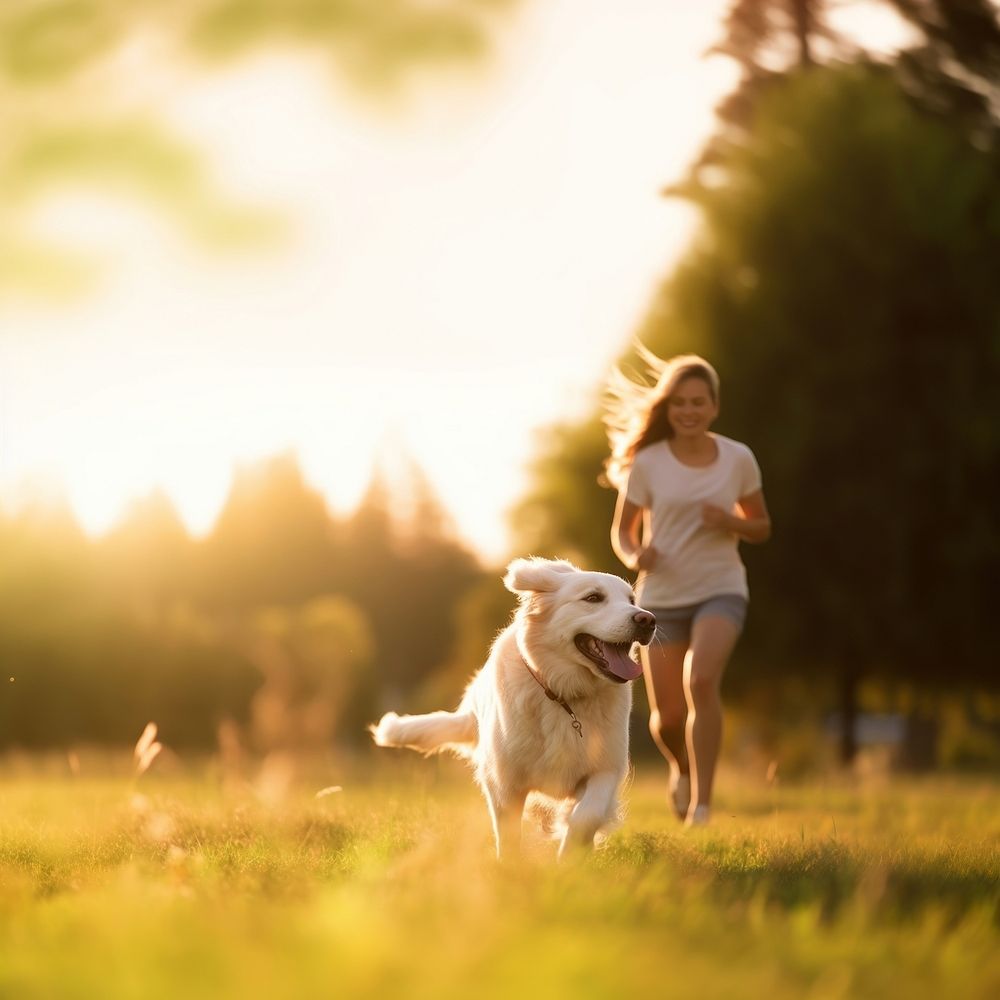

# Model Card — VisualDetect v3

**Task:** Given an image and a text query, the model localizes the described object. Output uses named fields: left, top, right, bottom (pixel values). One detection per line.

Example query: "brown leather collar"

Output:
left=520, top=654, right=583, bottom=739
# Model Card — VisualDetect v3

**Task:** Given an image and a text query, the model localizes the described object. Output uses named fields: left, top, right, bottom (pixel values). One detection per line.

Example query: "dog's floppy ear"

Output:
left=503, top=557, right=578, bottom=596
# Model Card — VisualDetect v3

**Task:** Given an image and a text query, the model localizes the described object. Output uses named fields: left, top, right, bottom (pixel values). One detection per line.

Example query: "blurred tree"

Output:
left=680, top=0, right=1000, bottom=762
left=883, top=0, right=1000, bottom=146
left=715, top=0, right=837, bottom=68
left=338, top=455, right=482, bottom=708
left=508, top=413, right=619, bottom=572
left=0, top=499, right=259, bottom=749
left=0, top=0, right=521, bottom=299
left=662, top=64, right=1000, bottom=763
left=0, top=494, right=91, bottom=617
left=702, top=1, right=1000, bottom=170
left=199, top=452, right=341, bottom=608
left=512, top=18, right=1000, bottom=764
left=697, top=0, right=846, bottom=179
left=247, top=596, right=373, bottom=752
left=96, top=489, right=196, bottom=611
left=418, top=570, right=515, bottom=711
left=0, top=447, right=484, bottom=748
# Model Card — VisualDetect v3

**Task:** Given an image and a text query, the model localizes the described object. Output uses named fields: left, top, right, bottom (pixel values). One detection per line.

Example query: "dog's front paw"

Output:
left=557, top=830, right=597, bottom=862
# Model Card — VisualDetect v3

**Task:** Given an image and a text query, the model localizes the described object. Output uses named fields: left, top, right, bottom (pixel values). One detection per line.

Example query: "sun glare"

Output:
left=2, top=0, right=737, bottom=560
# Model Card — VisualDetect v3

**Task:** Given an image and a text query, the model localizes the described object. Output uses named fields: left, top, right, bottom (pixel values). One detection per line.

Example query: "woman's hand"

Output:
left=701, top=503, right=735, bottom=532
left=702, top=495, right=772, bottom=544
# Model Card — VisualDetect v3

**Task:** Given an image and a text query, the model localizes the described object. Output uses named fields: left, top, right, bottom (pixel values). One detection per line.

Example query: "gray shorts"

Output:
left=645, top=594, right=748, bottom=646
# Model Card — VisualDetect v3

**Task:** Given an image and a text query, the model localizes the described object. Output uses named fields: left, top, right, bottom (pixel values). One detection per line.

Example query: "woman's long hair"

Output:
left=603, top=347, right=720, bottom=490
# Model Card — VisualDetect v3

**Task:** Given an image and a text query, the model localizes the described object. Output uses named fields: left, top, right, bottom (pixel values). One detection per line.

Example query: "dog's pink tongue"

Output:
left=601, top=642, right=643, bottom=681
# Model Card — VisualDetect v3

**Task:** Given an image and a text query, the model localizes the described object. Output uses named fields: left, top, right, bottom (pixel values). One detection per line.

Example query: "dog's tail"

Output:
left=369, top=710, right=477, bottom=757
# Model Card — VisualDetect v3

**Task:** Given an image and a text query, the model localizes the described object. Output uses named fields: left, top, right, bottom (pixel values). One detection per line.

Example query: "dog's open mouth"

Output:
left=573, top=635, right=644, bottom=683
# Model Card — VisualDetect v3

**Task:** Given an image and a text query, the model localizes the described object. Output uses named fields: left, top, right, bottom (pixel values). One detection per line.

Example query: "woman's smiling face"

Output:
left=666, top=375, right=718, bottom=439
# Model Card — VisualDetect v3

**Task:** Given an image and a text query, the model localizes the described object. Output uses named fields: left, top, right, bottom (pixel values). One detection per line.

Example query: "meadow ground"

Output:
left=0, top=754, right=997, bottom=999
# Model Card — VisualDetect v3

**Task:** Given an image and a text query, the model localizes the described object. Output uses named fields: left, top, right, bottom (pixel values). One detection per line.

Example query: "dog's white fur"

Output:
left=370, top=557, right=655, bottom=859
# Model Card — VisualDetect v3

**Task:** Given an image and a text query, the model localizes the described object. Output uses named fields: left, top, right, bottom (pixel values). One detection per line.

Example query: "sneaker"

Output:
left=669, top=773, right=691, bottom=819
left=685, top=803, right=710, bottom=827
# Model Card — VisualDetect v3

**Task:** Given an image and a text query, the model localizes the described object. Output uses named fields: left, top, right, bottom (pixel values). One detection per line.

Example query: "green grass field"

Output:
left=1, top=757, right=997, bottom=999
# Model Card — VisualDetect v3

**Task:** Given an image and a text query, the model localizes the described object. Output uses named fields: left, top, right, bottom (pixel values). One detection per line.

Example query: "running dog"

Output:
left=370, top=557, right=656, bottom=859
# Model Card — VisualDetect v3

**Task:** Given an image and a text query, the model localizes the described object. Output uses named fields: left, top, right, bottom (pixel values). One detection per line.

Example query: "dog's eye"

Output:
left=583, top=592, right=605, bottom=603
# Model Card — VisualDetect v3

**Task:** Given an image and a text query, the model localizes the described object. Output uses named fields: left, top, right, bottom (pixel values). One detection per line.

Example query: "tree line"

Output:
left=0, top=453, right=495, bottom=752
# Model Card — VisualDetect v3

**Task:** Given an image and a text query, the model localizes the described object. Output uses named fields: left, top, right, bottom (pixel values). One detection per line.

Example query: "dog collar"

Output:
left=520, top=654, right=584, bottom=739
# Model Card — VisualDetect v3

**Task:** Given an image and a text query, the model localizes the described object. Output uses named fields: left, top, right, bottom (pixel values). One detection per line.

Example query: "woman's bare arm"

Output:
left=701, top=489, right=772, bottom=544
left=611, top=493, right=658, bottom=570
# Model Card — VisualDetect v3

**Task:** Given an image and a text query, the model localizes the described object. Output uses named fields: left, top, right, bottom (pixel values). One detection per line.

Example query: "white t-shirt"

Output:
left=624, top=433, right=762, bottom=607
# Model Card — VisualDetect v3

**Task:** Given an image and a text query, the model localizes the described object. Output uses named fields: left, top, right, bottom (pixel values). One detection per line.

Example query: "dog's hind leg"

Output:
left=483, top=784, right=526, bottom=862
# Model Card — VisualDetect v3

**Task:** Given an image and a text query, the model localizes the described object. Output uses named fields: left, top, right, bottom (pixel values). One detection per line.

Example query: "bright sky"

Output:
left=0, top=0, right=904, bottom=561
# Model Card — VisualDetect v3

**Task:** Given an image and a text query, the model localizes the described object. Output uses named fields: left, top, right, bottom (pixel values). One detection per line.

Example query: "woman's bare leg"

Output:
left=642, top=639, right=689, bottom=806
left=683, top=615, right=741, bottom=818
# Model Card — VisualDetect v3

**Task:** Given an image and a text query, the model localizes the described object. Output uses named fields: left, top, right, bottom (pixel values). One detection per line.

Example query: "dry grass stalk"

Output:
left=133, top=722, right=163, bottom=777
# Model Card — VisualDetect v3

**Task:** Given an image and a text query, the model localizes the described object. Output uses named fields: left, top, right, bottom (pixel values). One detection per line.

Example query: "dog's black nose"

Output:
left=633, top=610, right=655, bottom=629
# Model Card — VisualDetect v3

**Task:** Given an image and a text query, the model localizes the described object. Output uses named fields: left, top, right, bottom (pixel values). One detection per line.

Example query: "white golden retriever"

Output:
left=370, top=557, right=656, bottom=859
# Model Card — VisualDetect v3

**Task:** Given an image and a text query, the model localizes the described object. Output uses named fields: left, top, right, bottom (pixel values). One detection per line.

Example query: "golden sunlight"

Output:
left=2, top=0, right=738, bottom=559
